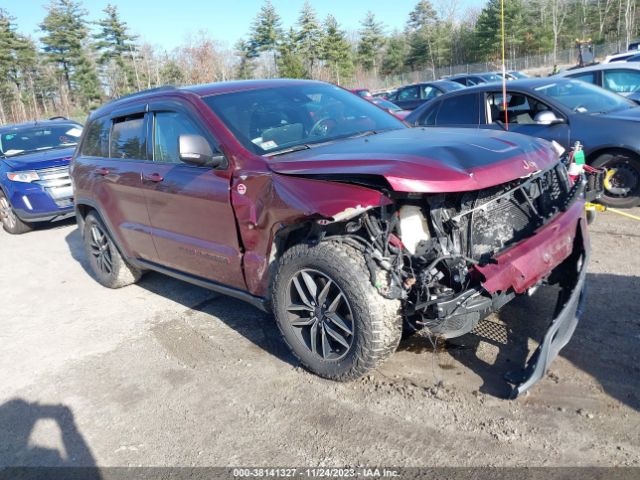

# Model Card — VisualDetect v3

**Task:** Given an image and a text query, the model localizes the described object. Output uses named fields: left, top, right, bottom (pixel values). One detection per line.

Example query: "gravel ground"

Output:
left=0, top=208, right=638, bottom=468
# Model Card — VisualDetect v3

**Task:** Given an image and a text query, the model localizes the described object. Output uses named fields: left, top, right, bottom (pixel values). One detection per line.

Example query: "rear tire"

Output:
left=272, top=241, right=402, bottom=381
left=0, top=192, right=33, bottom=235
left=591, top=152, right=640, bottom=208
left=82, top=212, right=142, bottom=288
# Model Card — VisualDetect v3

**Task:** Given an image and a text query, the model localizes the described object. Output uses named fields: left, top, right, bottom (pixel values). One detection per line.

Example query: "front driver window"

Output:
left=486, top=92, right=554, bottom=125
left=153, top=111, right=207, bottom=164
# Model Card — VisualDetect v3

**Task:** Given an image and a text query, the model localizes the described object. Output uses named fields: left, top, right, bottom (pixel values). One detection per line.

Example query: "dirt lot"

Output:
left=0, top=209, right=638, bottom=469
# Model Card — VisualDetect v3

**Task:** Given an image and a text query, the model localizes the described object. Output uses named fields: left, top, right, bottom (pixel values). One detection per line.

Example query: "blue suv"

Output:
left=0, top=118, right=82, bottom=234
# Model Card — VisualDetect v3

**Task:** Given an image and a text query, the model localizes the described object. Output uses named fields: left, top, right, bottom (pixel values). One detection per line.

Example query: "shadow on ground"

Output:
left=0, top=398, right=98, bottom=475
left=65, top=226, right=639, bottom=409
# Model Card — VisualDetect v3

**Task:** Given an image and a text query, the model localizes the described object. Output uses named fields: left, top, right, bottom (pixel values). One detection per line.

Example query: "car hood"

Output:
left=599, top=106, right=640, bottom=121
left=1, top=147, right=75, bottom=171
left=268, top=128, right=558, bottom=193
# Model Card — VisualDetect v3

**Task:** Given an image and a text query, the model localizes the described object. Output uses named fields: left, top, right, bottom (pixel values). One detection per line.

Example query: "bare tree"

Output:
left=549, top=0, right=570, bottom=63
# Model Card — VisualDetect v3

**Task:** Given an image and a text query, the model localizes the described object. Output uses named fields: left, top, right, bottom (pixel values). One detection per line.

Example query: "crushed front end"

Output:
left=320, top=161, right=588, bottom=397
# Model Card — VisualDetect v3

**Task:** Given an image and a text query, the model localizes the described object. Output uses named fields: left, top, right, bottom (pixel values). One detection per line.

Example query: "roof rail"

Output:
left=49, top=115, right=68, bottom=121
left=114, top=85, right=177, bottom=103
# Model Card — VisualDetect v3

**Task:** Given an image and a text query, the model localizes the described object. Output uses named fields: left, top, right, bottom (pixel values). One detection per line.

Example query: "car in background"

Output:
left=446, top=72, right=503, bottom=87
left=507, top=70, right=530, bottom=79
left=71, top=79, right=588, bottom=397
left=350, top=88, right=372, bottom=98
left=405, top=78, right=640, bottom=208
left=386, top=80, right=464, bottom=110
left=370, top=98, right=411, bottom=119
left=603, top=51, right=639, bottom=63
left=556, top=63, right=640, bottom=103
left=0, top=118, right=81, bottom=234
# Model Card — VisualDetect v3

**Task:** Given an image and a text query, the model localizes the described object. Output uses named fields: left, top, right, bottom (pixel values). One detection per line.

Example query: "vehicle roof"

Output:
left=448, top=72, right=498, bottom=79
left=425, top=78, right=580, bottom=98
left=556, top=62, right=640, bottom=75
left=400, top=79, right=465, bottom=88
left=0, top=118, right=81, bottom=133
left=88, top=79, right=329, bottom=120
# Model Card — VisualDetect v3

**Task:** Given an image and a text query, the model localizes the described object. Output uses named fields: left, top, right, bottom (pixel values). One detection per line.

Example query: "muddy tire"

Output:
left=272, top=241, right=402, bottom=381
left=82, top=212, right=142, bottom=288
left=591, top=152, right=640, bottom=208
left=0, top=192, right=33, bottom=235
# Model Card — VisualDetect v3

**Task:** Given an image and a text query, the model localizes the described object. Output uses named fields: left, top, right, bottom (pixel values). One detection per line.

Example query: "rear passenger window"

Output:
left=110, top=115, right=146, bottom=160
left=80, top=116, right=110, bottom=157
left=569, top=72, right=596, bottom=84
left=436, top=95, right=479, bottom=125
left=418, top=102, right=439, bottom=126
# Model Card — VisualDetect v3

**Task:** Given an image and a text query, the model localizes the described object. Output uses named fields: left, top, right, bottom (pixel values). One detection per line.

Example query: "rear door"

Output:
left=140, top=100, right=245, bottom=289
left=78, top=107, right=157, bottom=261
left=432, top=93, right=481, bottom=128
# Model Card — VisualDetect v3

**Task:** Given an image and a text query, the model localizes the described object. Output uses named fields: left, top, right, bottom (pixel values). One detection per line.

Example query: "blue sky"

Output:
left=9, top=0, right=485, bottom=51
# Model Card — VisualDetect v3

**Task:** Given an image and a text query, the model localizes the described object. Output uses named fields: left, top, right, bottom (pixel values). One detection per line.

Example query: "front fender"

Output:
left=231, top=172, right=392, bottom=296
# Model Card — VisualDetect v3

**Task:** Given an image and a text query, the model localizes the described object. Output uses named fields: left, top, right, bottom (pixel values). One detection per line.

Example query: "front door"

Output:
left=141, top=106, right=245, bottom=290
left=482, top=91, right=571, bottom=148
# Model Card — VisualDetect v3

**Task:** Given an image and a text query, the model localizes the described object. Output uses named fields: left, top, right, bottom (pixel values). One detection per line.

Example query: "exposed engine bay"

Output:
left=318, top=161, right=582, bottom=340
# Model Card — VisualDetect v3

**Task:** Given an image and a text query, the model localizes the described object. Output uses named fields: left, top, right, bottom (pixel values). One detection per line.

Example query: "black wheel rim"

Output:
left=0, top=197, right=16, bottom=230
left=604, top=161, right=639, bottom=198
left=285, top=269, right=354, bottom=361
left=89, top=223, right=113, bottom=275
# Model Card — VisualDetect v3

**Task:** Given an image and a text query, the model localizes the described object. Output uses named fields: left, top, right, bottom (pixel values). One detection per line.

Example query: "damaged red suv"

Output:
left=71, top=80, right=589, bottom=397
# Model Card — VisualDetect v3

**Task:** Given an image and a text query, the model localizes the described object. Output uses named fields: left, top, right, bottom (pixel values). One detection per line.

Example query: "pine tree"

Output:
left=320, top=15, right=353, bottom=84
left=249, top=0, right=283, bottom=75
left=475, top=0, right=529, bottom=60
left=278, top=28, right=306, bottom=78
left=40, top=0, right=101, bottom=106
left=406, top=0, right=439, bottom=70
left=296, top=1, right=322, bottom=76
left=381, top=34, right=409, bottom=75
left=357, top=11, right=385, bottom=73
left=94, top=4, right=139, bottom=95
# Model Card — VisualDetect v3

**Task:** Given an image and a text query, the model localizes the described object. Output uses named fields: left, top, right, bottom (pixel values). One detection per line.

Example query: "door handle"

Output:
left=96, top=167, right=109, bottom=176
left=143, top=173, right=164, bottom=183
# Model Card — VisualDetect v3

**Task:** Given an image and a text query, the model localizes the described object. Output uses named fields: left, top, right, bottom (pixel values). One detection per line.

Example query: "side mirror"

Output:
left=534, top=111, right=565, bottom=125
left=178, top=134, right=225, bottom=168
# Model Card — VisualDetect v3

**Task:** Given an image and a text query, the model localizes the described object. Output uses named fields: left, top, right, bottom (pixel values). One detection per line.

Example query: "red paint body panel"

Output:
left=476, top=200, right=587, bottom=294
left=269, top=128, right=558, bottom=193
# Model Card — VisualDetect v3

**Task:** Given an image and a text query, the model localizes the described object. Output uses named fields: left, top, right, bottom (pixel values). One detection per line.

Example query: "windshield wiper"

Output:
left=265, top=144, right=312, bottom=157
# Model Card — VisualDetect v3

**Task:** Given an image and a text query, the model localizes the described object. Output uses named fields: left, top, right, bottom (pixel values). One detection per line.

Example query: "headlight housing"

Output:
left=7, top=171, right=39, bottom=183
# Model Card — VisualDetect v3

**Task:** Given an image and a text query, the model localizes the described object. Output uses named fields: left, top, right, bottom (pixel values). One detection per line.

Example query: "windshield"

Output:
left=203, top=84, right=405, bottom=155
left=442, top=81, right=465, bottom=92
left=373, top=99, right=401, bottom=111
left=535, top=80, right=636, bottom=113
left=480, top=73, right=503, bottom=82
left=0, top=124, right=82, bottom=157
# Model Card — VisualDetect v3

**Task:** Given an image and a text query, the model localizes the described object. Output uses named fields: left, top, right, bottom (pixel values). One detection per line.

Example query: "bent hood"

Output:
left=1, top=147, right=75, bottom=171
left=268, top=128, right=559, bottom=193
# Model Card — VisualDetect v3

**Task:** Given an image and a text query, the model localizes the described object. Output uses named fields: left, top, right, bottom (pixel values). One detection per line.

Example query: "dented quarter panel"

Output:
left=475, top=199, right=588, bottom=294
left=231, top=170, right=392, bottom=296
left=269, top=128, right=558, bottom=193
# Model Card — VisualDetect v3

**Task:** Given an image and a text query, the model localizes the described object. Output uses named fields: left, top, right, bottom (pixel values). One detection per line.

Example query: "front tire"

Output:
left=272, top=241, right=402, bottom=381
left=592, top=152, right=640, bottom=208
left=0, top=193, right=33, bottom=235
left=82, top=212, right=142, bottom=288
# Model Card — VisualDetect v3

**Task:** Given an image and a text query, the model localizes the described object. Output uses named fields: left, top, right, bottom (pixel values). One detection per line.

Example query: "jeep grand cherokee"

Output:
left=71, top=80, right=589, bottom=397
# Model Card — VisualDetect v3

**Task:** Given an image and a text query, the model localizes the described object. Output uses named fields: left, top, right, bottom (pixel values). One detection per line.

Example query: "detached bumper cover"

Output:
left=508, top=246, right=588, bottom=398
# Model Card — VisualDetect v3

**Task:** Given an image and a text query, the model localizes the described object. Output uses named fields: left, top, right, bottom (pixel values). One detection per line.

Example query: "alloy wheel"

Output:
left=88, top=223, right=113, bottom=275
left=0, top=196, right=16, bottom=230
left=285, top=269, right=355, bottom=361
left=604, top=163, right=639, bottom=197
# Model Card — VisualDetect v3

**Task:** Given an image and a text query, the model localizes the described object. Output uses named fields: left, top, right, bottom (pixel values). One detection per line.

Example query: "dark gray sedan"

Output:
left=405, top=78, right=640, bottom=207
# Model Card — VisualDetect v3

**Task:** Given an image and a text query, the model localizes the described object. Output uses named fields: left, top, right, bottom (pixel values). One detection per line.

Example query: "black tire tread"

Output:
left=272, top=240, right=402, bottom=381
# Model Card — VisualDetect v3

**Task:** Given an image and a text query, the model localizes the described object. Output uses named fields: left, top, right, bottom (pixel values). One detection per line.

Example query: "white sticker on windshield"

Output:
left=251, top=136, right=263, bottom=145
left=261, top=140, right=278, bottom=150
left=66, top=127, right=82, bottom=137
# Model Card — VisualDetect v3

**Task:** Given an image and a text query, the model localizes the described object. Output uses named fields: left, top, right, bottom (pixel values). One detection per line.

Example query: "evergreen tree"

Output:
left=381, top=34, right=409, bottom=75
left=278, top=28, right=306, bottom=78
left=320, top=15, right=353, bottom=84
left=94, top=4, right=139, bottom=95
left=296, top=1, right=323, bottom=76
left=357, top=11, right=385, bottom=73
left=406, top=0, right=439, bottom=70
left=235, top=38, right=258, bottom=79
left=249, top=0, right=283, bottom=74
left=475, top=0, right=529, bottom=60
left=40, top=0, right=101, bottom=106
